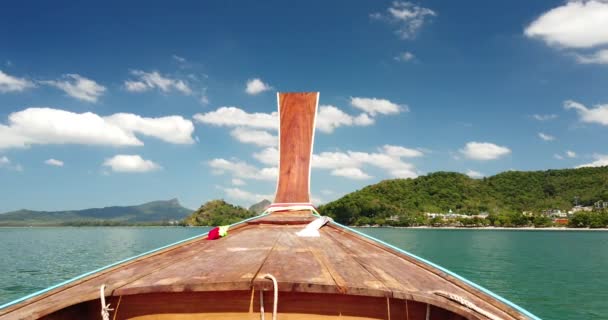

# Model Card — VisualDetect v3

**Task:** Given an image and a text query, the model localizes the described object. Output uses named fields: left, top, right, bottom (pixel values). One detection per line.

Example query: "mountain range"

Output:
left=0, top=199, right=193, bottom=226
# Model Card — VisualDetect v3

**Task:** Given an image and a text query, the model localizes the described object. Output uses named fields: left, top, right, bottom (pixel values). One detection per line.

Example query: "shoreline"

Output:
left=354, top=225, right=608, bottom=231
left=2, top=225, right=607, bottom=231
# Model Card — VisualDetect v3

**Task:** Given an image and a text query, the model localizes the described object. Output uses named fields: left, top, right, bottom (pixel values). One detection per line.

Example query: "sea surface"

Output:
left=0, top=227, right=606, bottom=319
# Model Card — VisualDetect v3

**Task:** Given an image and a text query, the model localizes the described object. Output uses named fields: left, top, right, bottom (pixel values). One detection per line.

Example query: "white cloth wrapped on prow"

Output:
left=296, top=216, right=333, bottom=237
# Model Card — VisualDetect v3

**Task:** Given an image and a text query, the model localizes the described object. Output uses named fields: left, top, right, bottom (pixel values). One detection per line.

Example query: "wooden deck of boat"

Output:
left=0, top=213, right=526, bottom=320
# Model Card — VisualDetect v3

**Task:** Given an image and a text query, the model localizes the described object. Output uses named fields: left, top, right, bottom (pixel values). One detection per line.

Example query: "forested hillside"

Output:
left=185, top=200, right=256, bottom=226
left=319, top=167, right=608, bottom=226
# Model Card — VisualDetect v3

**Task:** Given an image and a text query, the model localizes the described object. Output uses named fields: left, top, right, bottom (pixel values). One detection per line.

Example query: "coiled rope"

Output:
left=99, top=284, right=113, bottom=320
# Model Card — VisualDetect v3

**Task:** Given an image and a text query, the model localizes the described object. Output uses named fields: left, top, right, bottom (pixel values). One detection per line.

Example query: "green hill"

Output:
left=185, top=200, right=256, bottom=226
left=319, top=166, right=608, bottom=226
left=0, top=199, right=193, bottom=226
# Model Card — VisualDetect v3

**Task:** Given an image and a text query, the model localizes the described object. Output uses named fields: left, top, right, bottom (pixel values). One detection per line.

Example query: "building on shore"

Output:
left=569, top=205, right=594, bottom=214
left=594, top=200, right=608, bottom=210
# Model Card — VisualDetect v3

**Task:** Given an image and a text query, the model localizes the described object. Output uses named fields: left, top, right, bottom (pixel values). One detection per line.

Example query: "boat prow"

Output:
left=0, top=92, right=540, bottom=320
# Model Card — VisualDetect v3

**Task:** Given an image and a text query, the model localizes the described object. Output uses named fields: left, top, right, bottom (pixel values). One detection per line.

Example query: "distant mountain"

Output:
left=0, top=199, right=194, bottom=226
left=249, top=199, right=271, bottom=214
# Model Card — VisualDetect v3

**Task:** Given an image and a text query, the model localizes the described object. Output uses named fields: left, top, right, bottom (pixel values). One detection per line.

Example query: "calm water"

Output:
left=1, top=228, right=606, bottom=319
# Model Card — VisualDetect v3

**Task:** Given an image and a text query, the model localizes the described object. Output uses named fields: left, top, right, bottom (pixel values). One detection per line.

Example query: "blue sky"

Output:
left=1, top=0, right=608, bottom=212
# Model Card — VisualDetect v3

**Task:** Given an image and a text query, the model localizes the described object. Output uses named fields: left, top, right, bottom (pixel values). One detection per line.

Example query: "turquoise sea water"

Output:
left=0, top=227, right=606, bottom=319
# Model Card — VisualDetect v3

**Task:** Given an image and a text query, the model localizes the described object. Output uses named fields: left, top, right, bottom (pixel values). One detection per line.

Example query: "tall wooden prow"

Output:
left=273, top=92, right=319, bottom=206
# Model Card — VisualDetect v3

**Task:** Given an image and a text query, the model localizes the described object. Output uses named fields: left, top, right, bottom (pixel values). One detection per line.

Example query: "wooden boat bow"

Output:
left=0, top=92, right=539, bottom=320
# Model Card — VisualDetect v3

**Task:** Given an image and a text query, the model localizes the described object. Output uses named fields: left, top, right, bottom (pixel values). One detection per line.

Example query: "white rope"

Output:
left=264, top=203, right=319, bottom=215
left=296, top=216, right=333, bottom=237
left=99, top=284, right=113, bottom=320
left=434, top=291, right=502, bottom=320
left=260, top=274, right=278, bottom=320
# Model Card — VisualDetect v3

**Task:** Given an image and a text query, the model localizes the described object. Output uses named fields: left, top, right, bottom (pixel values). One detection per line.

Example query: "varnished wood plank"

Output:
left=274, top=92, right=318, bottom=204
left=111, top=291, right=254, bottom=320
left=41, top=291, right=464, bottom=320
left=404, top=301, right=428, bottom=320
left=285, top=228, right=389, bottom=297
left=325, top=226, right=514, bottom=320
left=327, top=225, right=529, bottom=320
left=115, top=226, right=283, bottom=295
left=253, top=227, right=337, bottom=293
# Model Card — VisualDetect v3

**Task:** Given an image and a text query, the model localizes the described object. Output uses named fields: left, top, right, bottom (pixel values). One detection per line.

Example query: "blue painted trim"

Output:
left=333, top=222, right=542, bottom=320
left=0, top=213, right=268, bottom=310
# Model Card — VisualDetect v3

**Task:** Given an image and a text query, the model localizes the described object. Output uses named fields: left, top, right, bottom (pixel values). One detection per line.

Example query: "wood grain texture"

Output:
left=41, top=291, right=441, bottom=320
left=114, top=226, right=282, bottom=295
left=274, top=92, right=318, bottom=204
left=4, top=214, right=529, bottom=320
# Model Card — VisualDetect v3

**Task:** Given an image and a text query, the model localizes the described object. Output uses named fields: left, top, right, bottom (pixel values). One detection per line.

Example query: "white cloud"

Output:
left=252, top=144, right=421, bottom=180
left=124, top=70, right=192, bottom=95
left=331, top=167, right=372, bottom=180
left=253, top=147, right=279, bottom=166
left=538, top=132, right=555, bottom=141
left=194, top=107, right=278, bottom=130
left=371, top=1, right=436, bottom=39
left=524, top=0, right=608, bottom=49
left=350, top=97, right=407, bottom=116
left=104, top=113, right=195, bottom=144
left=554, top=154, right=564, bottom=160
left=576, top=49, right=608, bottom=64
left=44, top=158, right=64, bottom=167
left=42, top=74, right=106, bottom=103
left=220, top=187, right=274, bottom=203
left=245, top=78, right=272, bottom=95
left=312, top=145, right=420, bottom=179
left=0, top=156, right=8, bottom=166
left=208, top=158, right=277, bottom=181
left=125, top=81, right=148, bottom=92
left=348, top=150, right=418, bottom=178
left=567, top=150, right=577, bottom=158
left=0, top=108, right=194, bottom=150
left=565, top=100, right=608, bottom=125
left=394, top=51, right=415, bottom=62
left=230, top=127, right=277, bottom=147
left=316, top=105, right=374, bottom=133
left=231, top=178, right=246, bottom=186
left=103, top=154, right=161, bottom=173
left=195, top=103, right=384, bottom=141
left=172, top=55, right=186, bottom=63
left=353, top=113, right=374, bottom=126
left=382, top=144, right=423, bottom=158
left=312, top=151, right=359, bottom=169
left=575, top=154, right=608, bottom=168
left=532, top=114, right=558, bottom=121
left=460, top=142, right=511, bottom=160
left=0, top=70, right=35, bottom=93
left=465, top=169, right=484, bottom=179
